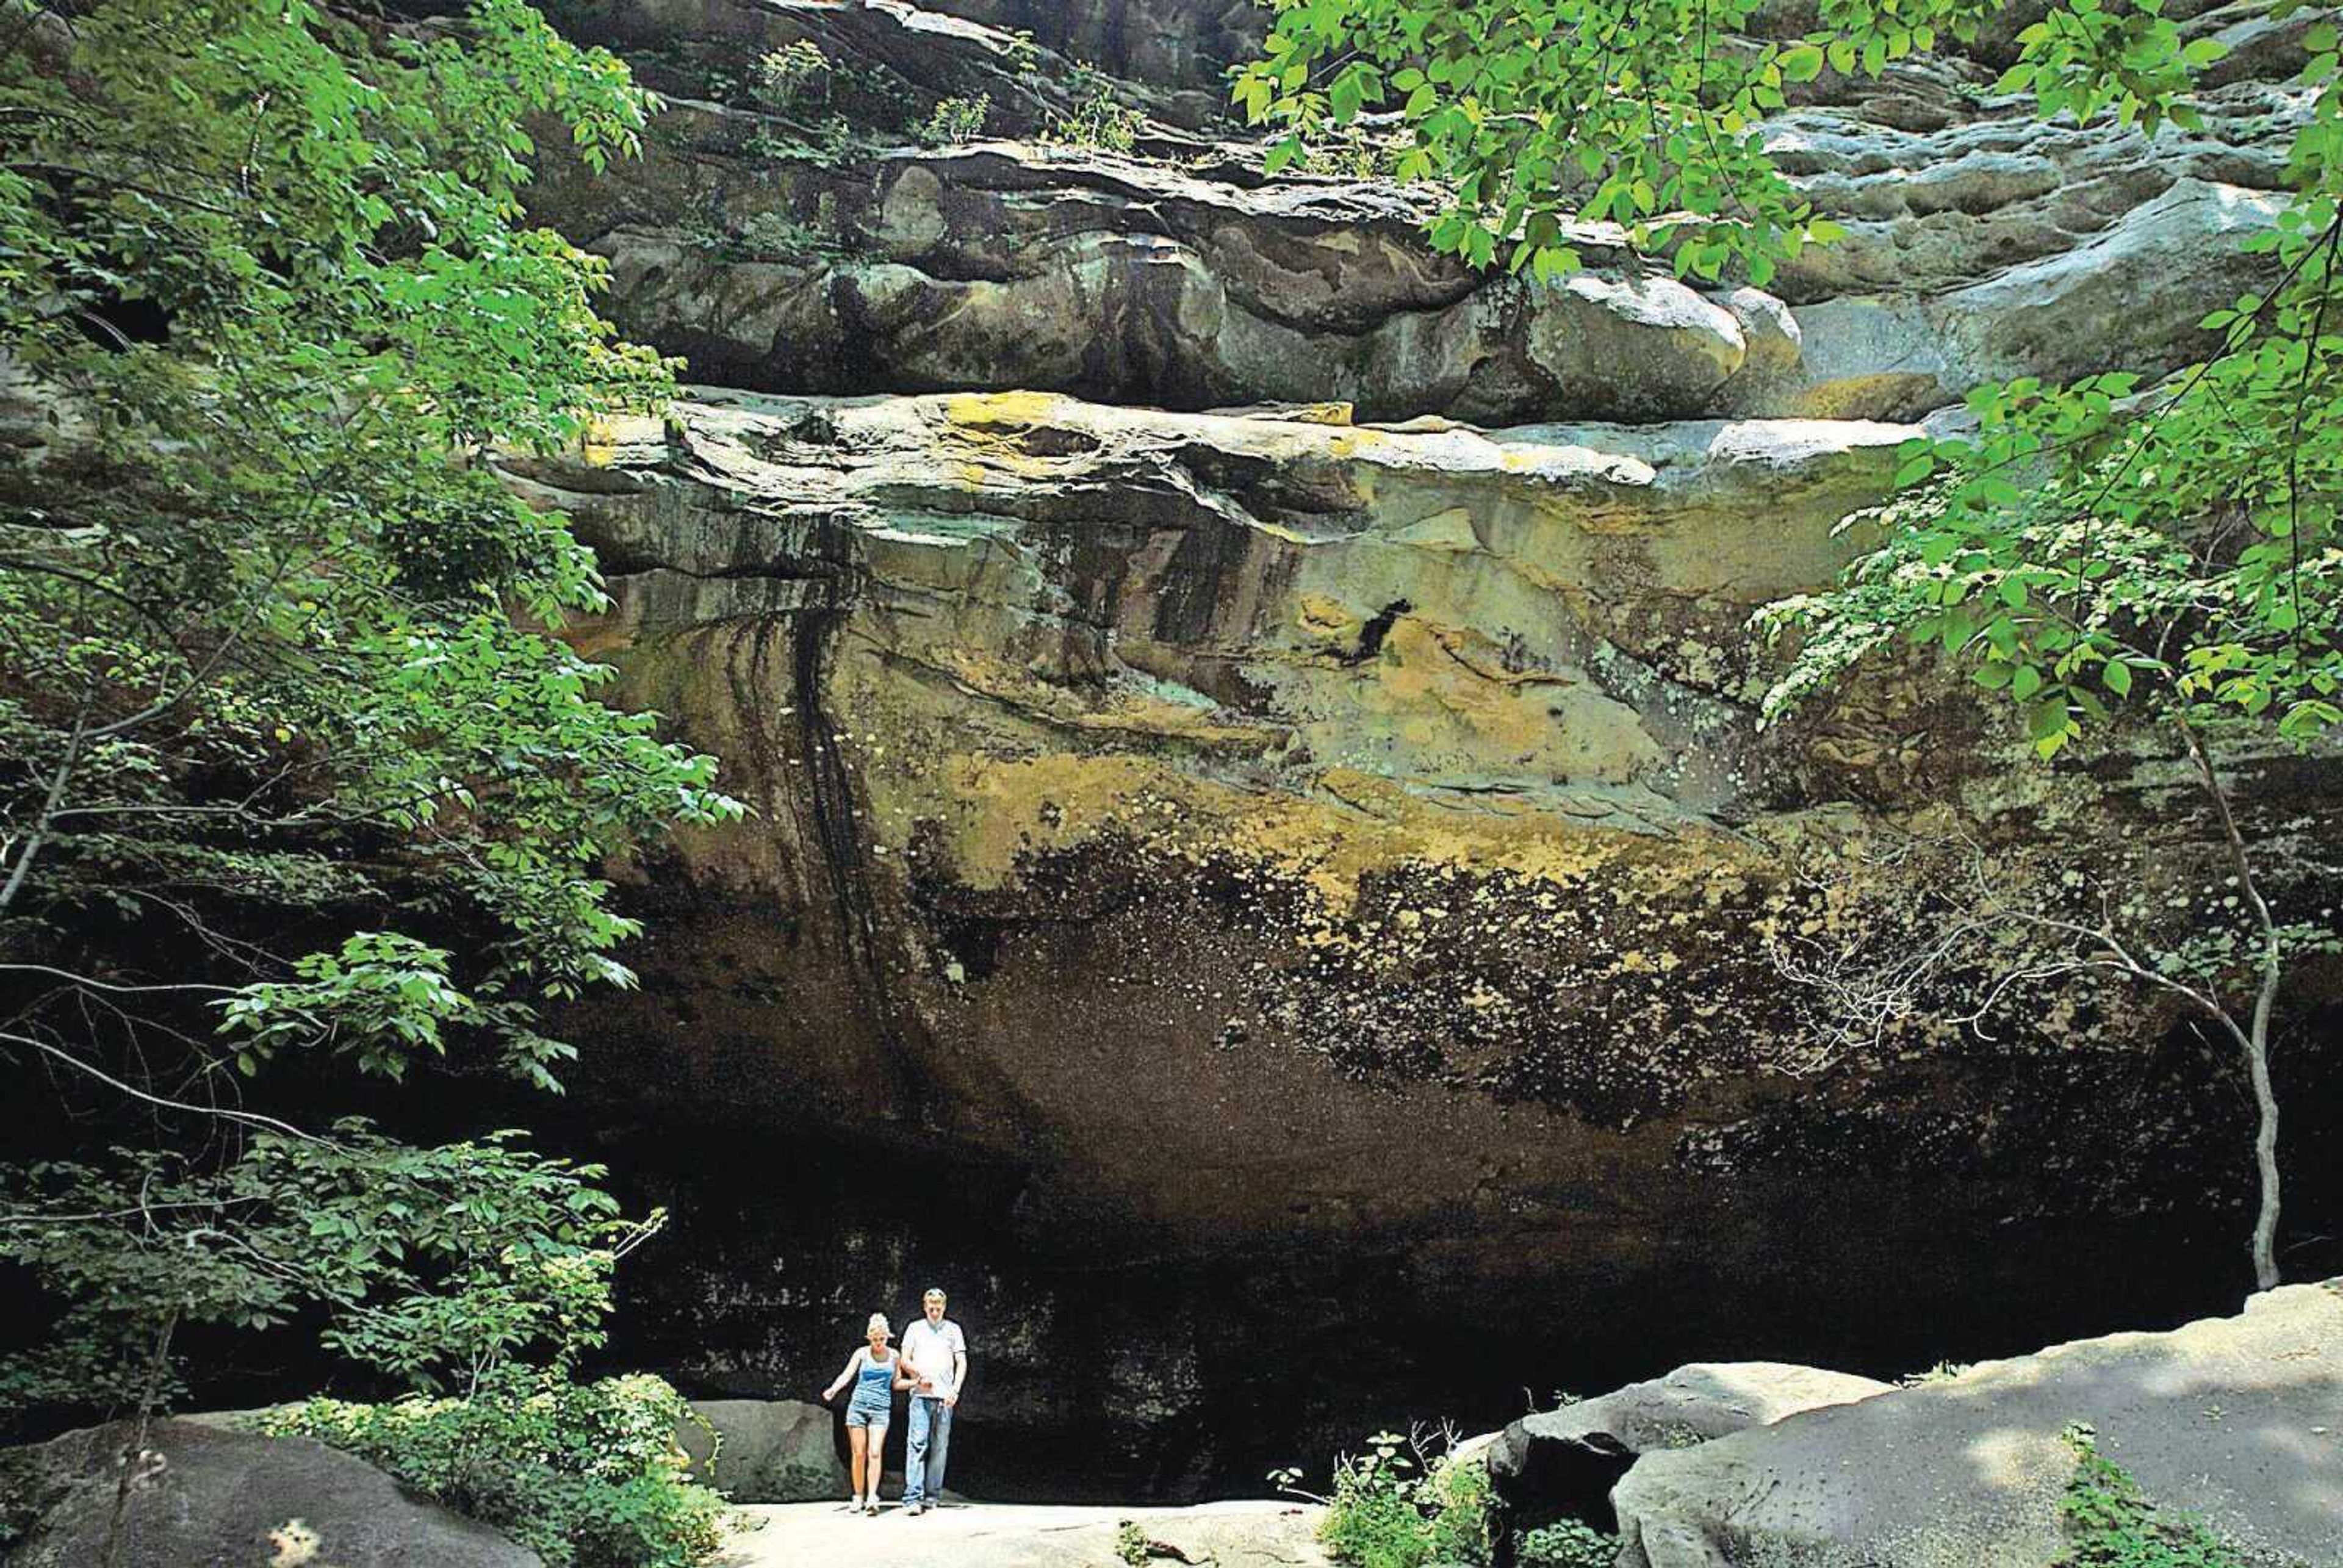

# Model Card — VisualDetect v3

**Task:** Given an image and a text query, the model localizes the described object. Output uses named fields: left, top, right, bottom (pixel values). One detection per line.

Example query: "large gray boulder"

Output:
left=1614, top=1281, right=2343, bottom=1567
left=680, top=1398, right=848, bottom=1502
left=1488, top=1362, right=1891, bottom=1540
left=4, top=1417, right=541, bottom=1567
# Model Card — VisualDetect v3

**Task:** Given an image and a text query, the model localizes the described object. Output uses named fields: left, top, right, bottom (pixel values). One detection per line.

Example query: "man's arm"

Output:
left=947, top=1328, right=968, bottom=1408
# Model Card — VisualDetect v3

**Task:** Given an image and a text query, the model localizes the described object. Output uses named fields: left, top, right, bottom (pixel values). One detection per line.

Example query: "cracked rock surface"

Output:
left=508, top=0, right=2343, bottom=1498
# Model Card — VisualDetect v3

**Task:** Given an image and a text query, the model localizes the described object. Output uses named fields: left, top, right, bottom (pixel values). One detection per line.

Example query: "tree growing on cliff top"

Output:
left=1238, top=0, right=2343, bottom=1292
left=0, top=0, right=739, bottom=1451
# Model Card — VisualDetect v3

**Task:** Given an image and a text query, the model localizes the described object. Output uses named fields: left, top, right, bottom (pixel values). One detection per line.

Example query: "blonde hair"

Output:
left=922, top=1287, right=946, bottom=1303
left=865, top=1312, right=891, bottom=1337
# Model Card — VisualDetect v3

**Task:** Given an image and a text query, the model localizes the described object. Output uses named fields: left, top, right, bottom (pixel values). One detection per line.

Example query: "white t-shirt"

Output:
left=901, top=1318, right=967, bottom=1400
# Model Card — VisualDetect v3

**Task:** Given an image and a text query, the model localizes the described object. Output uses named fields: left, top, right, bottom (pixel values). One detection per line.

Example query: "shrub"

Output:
left=753, top=41, right=828, bottom=108
left=1316, top=1428, right=1491, bottom=1568
left=2057, top=1424, right=2240, bottom=1568
left=1043, top=65, right=1146, bottom=153
left=1516, top=1519, right=1619, bottom=1568
left=923, top=94, right=991, bottom=145
left=259, top=1369, right=727, bottom=1568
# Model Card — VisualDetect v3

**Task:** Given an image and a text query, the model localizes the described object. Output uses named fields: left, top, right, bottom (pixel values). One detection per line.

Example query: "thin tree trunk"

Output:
left=0, top=697, right=91, bottom=918
left=2179, top=720, right=2286, bottom=1293
left=2244, top=1008, right=2282, bottom=1292
left=101, top=1309, right=178, bottom=1568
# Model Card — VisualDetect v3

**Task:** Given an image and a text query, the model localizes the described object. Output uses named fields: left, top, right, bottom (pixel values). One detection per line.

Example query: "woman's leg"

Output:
left=867, top=1424, right=888, bottom=1505
left=847, top=1423, right=868, bottom=1502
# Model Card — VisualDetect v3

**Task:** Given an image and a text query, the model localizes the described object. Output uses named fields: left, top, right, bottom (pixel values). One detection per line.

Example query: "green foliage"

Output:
left=1045, top=64, right=1148, bottom=154
left=0, top=1126, right=652, bottom=1409
left=752, top=40, right=829, bottom=109
left=2057, top=1424, right=2242, bottom=1567
left=1236, top=0, right=2232, bottom=283
left=260, top=1370, right=727, bottom=1568
left=1115, top=1518, right=1152, bottom=1565
left=1316, top=1430, right=1491, bottom=1568
left=1898, top=1359, right=1976, bottom=1388
left=0, top=0, right=740, bottom=1417
left=684, top=198, right=860, bottom=267
left=1295, top=121, right=1405, bottom=181
left=1516, top=1519, right=1620, bottom=1568
left=1713, top=0, right=2341, bottom=1292
left=1757, top=347, right=2343, bottom=762
left=741, top=113, right=893, bottom=170
left=923, top=93, right=993, bottom=146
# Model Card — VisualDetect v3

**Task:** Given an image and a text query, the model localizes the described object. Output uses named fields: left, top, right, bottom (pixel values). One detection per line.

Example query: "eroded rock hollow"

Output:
left=513, top=0, right=2343, bottom=1498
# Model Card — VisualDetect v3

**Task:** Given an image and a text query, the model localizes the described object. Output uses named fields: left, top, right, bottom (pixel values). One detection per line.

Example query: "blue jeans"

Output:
left=903, top=1395, right=952, bottom=1504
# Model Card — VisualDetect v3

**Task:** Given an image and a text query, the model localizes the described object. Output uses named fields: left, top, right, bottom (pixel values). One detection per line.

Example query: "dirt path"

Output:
left=715, top=1498, right=1330, bottom=1567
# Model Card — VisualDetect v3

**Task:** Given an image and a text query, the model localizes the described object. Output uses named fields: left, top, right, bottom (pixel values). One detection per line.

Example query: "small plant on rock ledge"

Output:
left=1516, top=1519, right=1621, bottom=1568
left=1043, top=63, right=1146, bottom=154
left=922, top=93, right=992, bottom=146
left=1306, top=1426, right=1492, bottom=1568
left=2057, top=1423, right=2243, bottom=1568
left=753, top=40, right=829, bottom=109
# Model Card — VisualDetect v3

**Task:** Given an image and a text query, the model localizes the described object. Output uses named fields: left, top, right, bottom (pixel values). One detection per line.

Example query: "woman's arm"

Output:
left=821, top=1347, right=865, bottom=1401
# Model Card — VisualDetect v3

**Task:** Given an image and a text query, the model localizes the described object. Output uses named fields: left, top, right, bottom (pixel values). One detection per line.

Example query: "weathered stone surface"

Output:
left=716, top=1498, right=1330, bottom=1567
left=916, top=0, right=1265, bottom=97
left=508, top=387, right=2343, bottom=1494
left=523, top=60, right=2305, bottom=425
left=682, top=1398, right=847, bottom=1502
left=533, top=0, right=1222, bottom=132
left=484, top=0, right=2343, bottom=1496
left=1489, top=1364, right=1892, bottom=1538
left=5, top=1418, right=541, bottom=1567
left=1611, top=1282, right=2343, bottom=1568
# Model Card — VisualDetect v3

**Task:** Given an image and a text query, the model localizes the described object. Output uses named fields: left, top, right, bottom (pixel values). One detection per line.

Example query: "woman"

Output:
left=821, top=1312, right=907, bottom=1514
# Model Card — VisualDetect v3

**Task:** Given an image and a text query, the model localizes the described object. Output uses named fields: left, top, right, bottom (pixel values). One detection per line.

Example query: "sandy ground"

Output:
left=715, top=1498, right=1330, bottom=1567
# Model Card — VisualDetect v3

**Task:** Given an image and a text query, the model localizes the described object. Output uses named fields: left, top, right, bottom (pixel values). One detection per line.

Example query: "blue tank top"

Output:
left=851, top=1351, right=895, bottom=1410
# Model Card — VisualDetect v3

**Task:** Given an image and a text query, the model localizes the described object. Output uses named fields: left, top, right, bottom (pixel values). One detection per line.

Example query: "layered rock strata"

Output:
left=503, top=0, right=2343, bottom=1497
left=525, top=7, right=2309, bottom=423
left=516, top=390, right=2342, bottom=1493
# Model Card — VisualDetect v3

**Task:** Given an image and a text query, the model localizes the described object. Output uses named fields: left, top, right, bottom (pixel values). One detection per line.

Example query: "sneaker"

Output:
left=911, top=1501, right=928, bottom=1516
left=863, top=1500, right=878, bottom=1516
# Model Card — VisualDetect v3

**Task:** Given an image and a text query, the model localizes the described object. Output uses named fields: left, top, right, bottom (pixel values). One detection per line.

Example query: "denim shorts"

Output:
left=846, top=1404, right=889, bottom=1430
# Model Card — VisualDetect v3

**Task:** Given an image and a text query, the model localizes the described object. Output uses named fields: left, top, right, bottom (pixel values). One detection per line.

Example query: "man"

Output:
left=898, top=1286, right=968, bottom=1515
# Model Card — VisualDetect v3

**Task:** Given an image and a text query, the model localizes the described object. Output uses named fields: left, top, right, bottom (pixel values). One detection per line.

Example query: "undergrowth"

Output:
left=2058, top=1424, right=2245, bottom=1568
left=259, top=1370, right=727, bottom=1568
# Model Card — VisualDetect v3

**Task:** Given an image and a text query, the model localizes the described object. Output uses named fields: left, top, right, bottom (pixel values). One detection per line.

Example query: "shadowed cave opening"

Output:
left=581, top=1115, right=2342, bottom=1506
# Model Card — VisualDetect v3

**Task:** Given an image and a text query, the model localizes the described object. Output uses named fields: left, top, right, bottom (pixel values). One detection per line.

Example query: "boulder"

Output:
left=5, top=1417, right=540, bottom=1567
left=680, top=1398, right=848, bottom=1502
left=1613, top=1281, right=2343, bottom=1567
left=1488, top=1363, right=1891, bottom=1539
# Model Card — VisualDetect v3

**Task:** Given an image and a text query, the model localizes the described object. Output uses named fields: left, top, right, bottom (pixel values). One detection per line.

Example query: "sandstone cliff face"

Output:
left=525, top=3, right=2308, bottom=424
left=513, top=0, right=2343, bottom=1497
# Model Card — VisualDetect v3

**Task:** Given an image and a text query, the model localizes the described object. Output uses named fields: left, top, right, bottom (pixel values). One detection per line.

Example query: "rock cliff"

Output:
left=506, top=0, right=2343, bottom=1496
